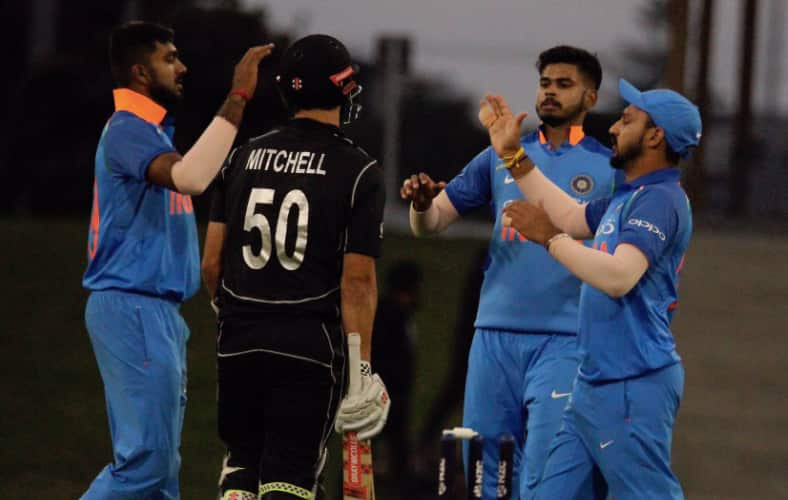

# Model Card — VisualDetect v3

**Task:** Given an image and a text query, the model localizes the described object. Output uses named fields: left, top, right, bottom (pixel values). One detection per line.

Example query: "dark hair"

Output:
left=645, top=117, right=681, bottom=164
left=536, top=45, right=603, bottom=90
left=109, top=21, right=174, bottom=87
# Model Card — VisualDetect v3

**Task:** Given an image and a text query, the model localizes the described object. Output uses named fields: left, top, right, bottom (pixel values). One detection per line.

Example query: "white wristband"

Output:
left=545, top=232, right=572, bottom=252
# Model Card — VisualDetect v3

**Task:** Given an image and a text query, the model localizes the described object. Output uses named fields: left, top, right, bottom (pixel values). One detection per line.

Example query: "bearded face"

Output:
left=535, top=63, right=592, bottom=128
left=145, top=41, right=187, bottom=112
left=609, top=105, right=652, bottom=170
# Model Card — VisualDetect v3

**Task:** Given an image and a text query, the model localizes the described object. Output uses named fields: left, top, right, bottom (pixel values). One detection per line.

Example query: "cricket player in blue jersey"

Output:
left=82, top=21, right=273, bottom=499
left=481, top=78, right=701, bottom=499
left=401, top=46, right=617, bottom=499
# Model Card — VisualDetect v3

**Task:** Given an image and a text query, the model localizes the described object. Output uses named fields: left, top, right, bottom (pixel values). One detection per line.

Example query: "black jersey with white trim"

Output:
left=210, top=118, right=384, bottom=317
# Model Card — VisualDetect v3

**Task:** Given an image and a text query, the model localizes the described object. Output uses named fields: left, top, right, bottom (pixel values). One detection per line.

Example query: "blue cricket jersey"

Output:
left=83, top=89, right=200, bottom=303
left=579, top=167, right=692, bottom=382
left=445, top=127, right=617, bottom=334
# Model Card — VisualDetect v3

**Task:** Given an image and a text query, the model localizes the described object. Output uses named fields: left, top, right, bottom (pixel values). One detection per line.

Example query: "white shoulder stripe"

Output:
left=351, top=160, right=378, bottom=208
left=249, top=128, right=282, bottom=142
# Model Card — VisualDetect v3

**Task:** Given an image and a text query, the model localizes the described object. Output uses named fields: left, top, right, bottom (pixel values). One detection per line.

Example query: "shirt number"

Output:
left=242, top=188, right=309, bottom=271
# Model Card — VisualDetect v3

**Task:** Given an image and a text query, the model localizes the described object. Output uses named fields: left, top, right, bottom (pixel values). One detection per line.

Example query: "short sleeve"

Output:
left=208, top=160, right=229, bottom=223
left=443, top=147, right=493, bottom=214
left=618, top=188, right=679, bottom=264
left=346, top=161, right=385, bottom=257
left=584, top=196, right=612, bottom=234
left=103, top=114, right=176, bottom=181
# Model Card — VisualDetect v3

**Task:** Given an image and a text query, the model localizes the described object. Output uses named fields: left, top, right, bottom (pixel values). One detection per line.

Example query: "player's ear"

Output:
left=584, top=88, right=598, bottom=111
left=646, top=125, right=666, bottom=150
left=130, top=63, right=151, bottom=86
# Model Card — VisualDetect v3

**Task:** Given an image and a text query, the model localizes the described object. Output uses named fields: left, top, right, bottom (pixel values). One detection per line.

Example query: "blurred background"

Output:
left=0, top=0, right=785, bottom=498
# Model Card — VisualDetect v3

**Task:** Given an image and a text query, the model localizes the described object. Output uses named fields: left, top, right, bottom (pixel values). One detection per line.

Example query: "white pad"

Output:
left=442, top=427, right=479, bottom=440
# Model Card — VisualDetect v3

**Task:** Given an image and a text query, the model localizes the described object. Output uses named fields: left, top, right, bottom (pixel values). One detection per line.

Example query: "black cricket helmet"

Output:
left=276, top=34, right=362, bottom=124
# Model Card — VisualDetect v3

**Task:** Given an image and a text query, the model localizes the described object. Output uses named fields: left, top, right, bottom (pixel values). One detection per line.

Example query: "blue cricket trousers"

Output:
left=82, top=290, right=189, bottom=500
left=462, top=329, right=581, bottom=499
left=536, top=363, right=684, bottom=500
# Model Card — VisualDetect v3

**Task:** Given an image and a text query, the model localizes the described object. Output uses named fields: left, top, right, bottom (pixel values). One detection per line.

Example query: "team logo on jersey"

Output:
left=570, top=174, right=594, bottom=195
left=628, top=218, right=666, bottom=240
left=598, top=220, right=616, bottom=235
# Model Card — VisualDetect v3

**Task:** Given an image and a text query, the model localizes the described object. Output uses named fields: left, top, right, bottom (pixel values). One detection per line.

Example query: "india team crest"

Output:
left=570, top=174, right=594, bottom=195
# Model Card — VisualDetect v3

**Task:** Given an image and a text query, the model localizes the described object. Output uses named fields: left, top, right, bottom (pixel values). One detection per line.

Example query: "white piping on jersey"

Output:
left=311, top=448, right=328, bottom=498
left=221, top=280, right=339, bottom=304
left=249, top=128, right=282, bottom=142
left=226, top=147, right=239, bottom=165
left=317, top=322, right=340, bottom=480
left=343, top=160, right=377, bottom=252
left=217, top=347, right=331, bottom=368
left=351, top=160, right=377, bottom=208
left=322, top=323, right=338, bottom=387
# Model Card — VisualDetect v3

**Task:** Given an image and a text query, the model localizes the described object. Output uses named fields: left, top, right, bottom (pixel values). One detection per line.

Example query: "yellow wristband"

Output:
left=495, top=147, right=527, bottom=170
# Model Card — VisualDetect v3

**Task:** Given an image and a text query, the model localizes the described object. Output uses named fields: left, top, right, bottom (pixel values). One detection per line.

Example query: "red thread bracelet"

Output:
left=229, top=89, right=251, bottom=102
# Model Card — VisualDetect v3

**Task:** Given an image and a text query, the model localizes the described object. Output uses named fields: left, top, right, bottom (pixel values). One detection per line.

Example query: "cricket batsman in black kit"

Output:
left=201, top=34, right=391, bottom=500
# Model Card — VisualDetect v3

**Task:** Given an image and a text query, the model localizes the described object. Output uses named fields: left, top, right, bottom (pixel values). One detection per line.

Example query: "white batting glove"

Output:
left=335, top=361, right=391, bottom=440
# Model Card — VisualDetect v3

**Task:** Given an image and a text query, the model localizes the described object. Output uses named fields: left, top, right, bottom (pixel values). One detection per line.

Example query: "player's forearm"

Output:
left=548, top=238, right=648, bottom=298
left=170, top=115, right=238, bottom=195
left=341, top=277, right=377, bottom=361
left=216, top=93, right=247, bottom=128
left=513, top=162, right=592, bottom=239
left=201, top=263, right=221, bottom=300
left=409, top=191, right=460, bottom=236
left=201, top=221, right=227, bottom=300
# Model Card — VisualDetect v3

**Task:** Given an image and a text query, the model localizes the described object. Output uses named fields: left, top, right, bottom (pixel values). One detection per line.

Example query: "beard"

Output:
left=149, top=75, right=183, bottom=113
left=610, top=140, right=642, bottom=170
left=536, top=93, right=586, bottom=128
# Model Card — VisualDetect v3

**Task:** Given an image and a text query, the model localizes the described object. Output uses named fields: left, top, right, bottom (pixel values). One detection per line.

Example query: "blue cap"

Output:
left=618, top=79, right=702, bottom=158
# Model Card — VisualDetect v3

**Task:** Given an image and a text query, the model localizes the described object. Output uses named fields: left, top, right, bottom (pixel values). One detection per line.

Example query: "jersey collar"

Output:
left=537, top=125, right=585, bottom=149
left=620, top=167, right=681, bottom=191
left=113, top=88, right=167, bottom=125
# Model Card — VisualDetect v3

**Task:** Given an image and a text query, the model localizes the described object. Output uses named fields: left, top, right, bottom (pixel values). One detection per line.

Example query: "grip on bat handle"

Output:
left=347, top=333, right=362, bottom=397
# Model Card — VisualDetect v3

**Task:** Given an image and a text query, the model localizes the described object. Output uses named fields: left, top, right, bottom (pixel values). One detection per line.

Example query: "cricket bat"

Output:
left=342, top=333, right=376, bottom=500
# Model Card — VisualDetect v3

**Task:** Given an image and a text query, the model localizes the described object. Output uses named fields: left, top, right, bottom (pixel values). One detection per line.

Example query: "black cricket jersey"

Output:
left=210, top=118, right=384, bottom=318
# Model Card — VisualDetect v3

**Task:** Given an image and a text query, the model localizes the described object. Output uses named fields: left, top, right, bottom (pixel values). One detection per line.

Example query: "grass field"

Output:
left=1, top=217, right=786, bottom=499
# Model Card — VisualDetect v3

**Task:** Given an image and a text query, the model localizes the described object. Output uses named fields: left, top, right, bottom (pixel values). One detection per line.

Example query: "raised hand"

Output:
left=479, top=94, right=528, bottom=160
left=231, top=43, right=276, bottom=98
left=400, top=173, right=447, bottom=211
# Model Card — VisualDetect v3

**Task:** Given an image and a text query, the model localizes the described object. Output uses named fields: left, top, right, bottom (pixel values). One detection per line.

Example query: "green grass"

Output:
left=3, top=217, right=787, bottom=499
left=0, top=217, right=481, bottom=499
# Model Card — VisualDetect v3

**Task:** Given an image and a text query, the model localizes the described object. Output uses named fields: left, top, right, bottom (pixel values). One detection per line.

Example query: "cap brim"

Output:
left=619, top=79, right=646, bottom=110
